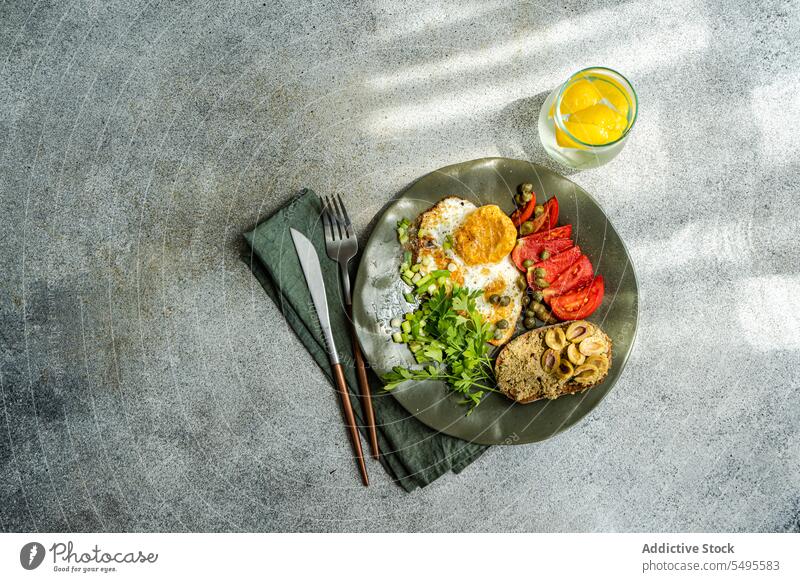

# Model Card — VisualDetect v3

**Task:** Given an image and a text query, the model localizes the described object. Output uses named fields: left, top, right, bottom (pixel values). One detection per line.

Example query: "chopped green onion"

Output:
left=392, top=332, right=403, bottom=343
left=414, top=274, right=432, bottom=289
left=404, top=292, right=415, bottom=303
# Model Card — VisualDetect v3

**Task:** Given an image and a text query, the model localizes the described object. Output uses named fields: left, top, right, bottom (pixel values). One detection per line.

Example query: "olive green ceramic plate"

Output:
left=353, top=157, right=638, bottom=445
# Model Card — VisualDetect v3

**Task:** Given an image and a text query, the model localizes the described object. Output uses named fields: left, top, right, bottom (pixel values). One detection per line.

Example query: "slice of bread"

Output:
left=494, top=321, right=612, bottom=403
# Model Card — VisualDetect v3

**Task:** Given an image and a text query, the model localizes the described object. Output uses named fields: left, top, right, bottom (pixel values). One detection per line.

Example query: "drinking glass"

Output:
left=538, top=66, right=638, bottom=169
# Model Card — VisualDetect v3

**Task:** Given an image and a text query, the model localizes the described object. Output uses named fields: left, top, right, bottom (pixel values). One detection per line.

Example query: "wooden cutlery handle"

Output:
left=347, top=306, right=380, bottom=459
left=331, top=363, right=369, bottom=486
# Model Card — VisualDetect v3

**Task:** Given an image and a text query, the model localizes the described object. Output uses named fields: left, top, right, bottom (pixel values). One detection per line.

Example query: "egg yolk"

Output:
left=454, top=205, right=517, bottom=266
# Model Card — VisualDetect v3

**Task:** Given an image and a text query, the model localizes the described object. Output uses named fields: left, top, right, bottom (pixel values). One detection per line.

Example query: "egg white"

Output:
left=412, top=197, right=524, bottom=344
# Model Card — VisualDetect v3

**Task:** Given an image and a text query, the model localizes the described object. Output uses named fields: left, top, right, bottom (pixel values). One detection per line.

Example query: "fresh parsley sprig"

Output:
left=382, top=285, right=500, bottom=413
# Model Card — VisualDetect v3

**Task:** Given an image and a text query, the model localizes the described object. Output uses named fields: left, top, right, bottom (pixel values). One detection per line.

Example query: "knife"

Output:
left=290, top=228, right=369, bottom=486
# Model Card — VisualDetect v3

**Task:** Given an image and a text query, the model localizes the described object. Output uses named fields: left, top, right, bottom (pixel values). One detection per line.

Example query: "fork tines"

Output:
left=322, top=194, right=354, bottom=240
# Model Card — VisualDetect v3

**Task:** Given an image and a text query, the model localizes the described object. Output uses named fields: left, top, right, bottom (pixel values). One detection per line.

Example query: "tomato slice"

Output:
left=511, top=238, right=573, bottom=272
left=526, top=246, right=581, bottom=288
left=528, top=209, right=549, bottom=232
left=523, top=197, right=559, bottom=233
left=524, top=224, right=571, bottom=242
left=542, top=254, right=594, bottom=298
left=543, top=197, right=559, bottom=232
left=550, top=276, right=605, bottom=321
left=510, top=197, right=537, bottom=227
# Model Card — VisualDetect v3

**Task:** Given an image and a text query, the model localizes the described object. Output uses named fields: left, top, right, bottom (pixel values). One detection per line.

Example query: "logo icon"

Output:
left=20, top=542, right=45, bottom=570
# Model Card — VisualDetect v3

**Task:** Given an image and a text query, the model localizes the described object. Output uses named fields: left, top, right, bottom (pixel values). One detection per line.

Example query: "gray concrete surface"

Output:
left=1, top=0, right=799, bottom=532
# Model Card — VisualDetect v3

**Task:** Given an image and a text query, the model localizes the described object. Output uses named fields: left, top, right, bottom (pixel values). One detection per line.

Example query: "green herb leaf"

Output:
left=381, top=284, right=496, bottom=412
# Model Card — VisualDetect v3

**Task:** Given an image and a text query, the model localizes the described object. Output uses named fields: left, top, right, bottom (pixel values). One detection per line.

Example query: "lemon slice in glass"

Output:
left=556, top=122, right=611, bottom=148
left=557, top=79, right=604, bottom=116
left=568, top=103, right=628, bottom=135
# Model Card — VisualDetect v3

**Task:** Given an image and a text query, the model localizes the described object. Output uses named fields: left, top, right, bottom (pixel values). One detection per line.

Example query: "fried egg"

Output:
left=410, top=196, right=525, bottom=345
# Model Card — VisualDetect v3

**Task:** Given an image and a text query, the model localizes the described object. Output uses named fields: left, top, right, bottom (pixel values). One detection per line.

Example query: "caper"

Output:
left=540, top=250, right=551, bottom=260
left=522, top=259, right=534, bottom=268
left=499, top=295, right=511, bottom=307
left=522, top=295, right=531, bottom=306
left=520, top=221, right=534, bottom=235
left=534, top=267, right=547, bottom=278
left=519, top=183, right=533, bottom=194
left=535, top=278, right=549, bottom=288
left=524, top=309, right=535, bottom=318
left=534, top=205, right=545, bottom=217
left=495, top=319, right=509, bottom=329
left=531, top=290, right=544, bottom=302
left=493, top=329, right=504, bottom=340
left=523, top=317, right=536, bottom=329
left=533, top=303, right=558, bottom=324
left=489, top=294, right=500, bottom=304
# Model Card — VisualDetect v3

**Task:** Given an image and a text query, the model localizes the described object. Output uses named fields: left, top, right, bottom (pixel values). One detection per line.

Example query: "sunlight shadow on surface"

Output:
left=368, top=0, right=700, bottom=91
left=364, top=20, right=708, bottom=133
left=738, top=275, right=800, bottom=352
left=752, top=76, right=800, bottom=166
left=490, top=90, right=578, bottom=175
left=372, top=0, right=510, bottom=42
left=633, top=218, right=754, bottom=274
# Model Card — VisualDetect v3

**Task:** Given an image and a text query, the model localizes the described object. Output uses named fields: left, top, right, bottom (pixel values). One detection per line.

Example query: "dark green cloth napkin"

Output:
left=243, top=189, right=488, bottom=491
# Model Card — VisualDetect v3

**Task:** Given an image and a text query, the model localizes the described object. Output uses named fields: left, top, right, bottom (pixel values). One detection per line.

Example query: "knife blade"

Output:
left=290, top=227, right=369, bottom=485
left=290, top=228, right=340, bottom=365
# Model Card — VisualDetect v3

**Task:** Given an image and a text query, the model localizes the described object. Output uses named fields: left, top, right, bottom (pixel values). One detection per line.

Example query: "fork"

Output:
left=321, top=194, right=380, bottom=460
